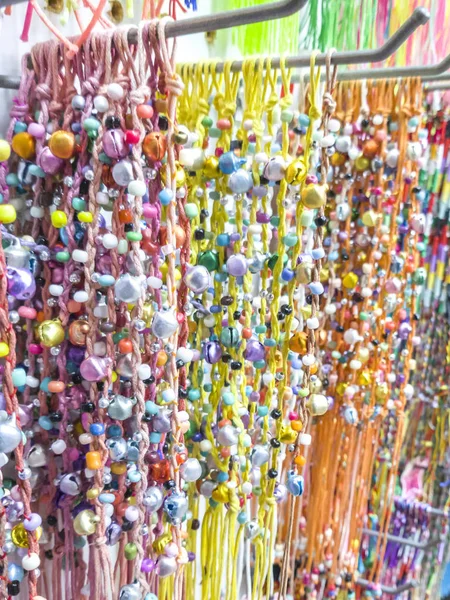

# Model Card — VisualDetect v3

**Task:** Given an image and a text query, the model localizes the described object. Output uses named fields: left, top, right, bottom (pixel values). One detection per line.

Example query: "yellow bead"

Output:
left=355, top=156, right=370, bottom=171
left=279, top=424, right=297, bottom=444
left=111, top=461, right=127, bottom=475
left=0, top=342, right=9, bottom=357
left=202, top=156, right=220, bottom=179
left=77, top=211, right=93, bottom=223
left=342, top=272, right=358, bottom=289
left=86, top=451, right=102, bottom=470
left=11, top=132, right=35, bottom=160
left=0, top=204, right=17, bottom=224
left=73, top=510, right=99, bottom=536
left=301, top=183, right=328, bottom=209
left=0, top=139, right=11, bottom=162
left=285, top=159, right=306, bottom=185
left=51, top=210, right=68, bottom=228
left=362, top=210, right=379, bottom=227
left=153, top=533, right=172, bottom=554
left=336, top=383, right=348, bottom=396
left=288, top=332, right=307, bottom=354
left=11, top=523, right=42, bottom=548
left=330, top=152, right=346, bottom=167
left=48, top=130, right=75, bottom=160
left=38, top=319, right=65, bottom=347
left=86, top=488, right=99, bottom=500
left=111, top=371, right=118, bottom=383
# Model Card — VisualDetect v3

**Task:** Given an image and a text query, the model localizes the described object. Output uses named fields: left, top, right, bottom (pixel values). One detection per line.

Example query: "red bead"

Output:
left=215, top=147, right=224, bottom=157
left=125, top=130, right=140, bottom=144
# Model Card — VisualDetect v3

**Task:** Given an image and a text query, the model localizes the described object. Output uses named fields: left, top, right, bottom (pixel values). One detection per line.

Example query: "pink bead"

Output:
left=143, top=204, right=158, bottom=219
left=28, top=343, right=43, bottom=355
left=216, top=119, right=231, bottom=131
left=52, top=267, right=64, bottom=284
left=10, top=485, right=22, bottom=501
left=305, top=175, right=318, bottom=184
left=28, top=123, right=46, bottom=138
left=18, top=306, right=37, bottom=319
left=288, top=411, right=298, bottom=421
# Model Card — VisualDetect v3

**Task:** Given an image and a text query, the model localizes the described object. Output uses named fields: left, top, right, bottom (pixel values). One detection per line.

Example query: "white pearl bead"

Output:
left=26, top=375, right=39, bottom=387
left=349, top=359, right=362, bottom=370
left=125, top=506, right=139, bottom=522
left=128, top=180, right=147, bottom=197
left=199, top=440, right=212, bottom=453
left=73, top=290, right=89, bottom=303
left=302, top=354, right=315, bottom=366
left=138, top=364, right=151, bottom=380
left=372, top=114, right=383, bottom=126
left=325, top=304, right=336, bottom=315
left=299, top=433, right=312, bottom=446
left=96, top=191, right=110, bottom=205
left=94, top=341, right=107, bottom=356
left=51, top=439, right=66, bottom=454
left=22, top=553, right=40, bottom=571
left=344, top=329, right=359, bottom=344
left=102, top=233, right=118, bottom=249
left=79, top=433, right=93, bottom=445
left=72, top=249, right=88, bottom=263
left=241, top=482, right=252, bottom=494
left=93, top=95, right=109, bottom=112
left=320, top=134, right=335, bottom=148
left=49, top=284, right=64, bottom=296
left=106, top=83, right=124, bottom=101
left=307, top=317, right=319, bottom=330
left=348, top=146, right=360, bottom=160
left=147, top=276, right=162, bottom=289
left=30, top=206, right=44, bottom=218
left=328, top=118, right=341, bottom=133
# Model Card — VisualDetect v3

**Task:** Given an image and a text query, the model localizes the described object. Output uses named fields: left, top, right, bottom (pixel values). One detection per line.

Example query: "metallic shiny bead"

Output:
left=37, top=319, right=65, bottom=347
left=48, top=130, right=75, bottom=160
left=114, top=273, right=144, bottom=303
left=143, top=132, right=167, bottom=162
left=184, top=265, right=211, bottom=294
left=151, top=310, right=178, bottom=339
left=11, top=132, right=35, bottom=160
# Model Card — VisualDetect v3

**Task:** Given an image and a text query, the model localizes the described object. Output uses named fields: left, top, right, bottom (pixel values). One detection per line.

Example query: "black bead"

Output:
left=220, top=296, right=234, bottom=306
left=412, top=186, right=422, bottom=194
left=81, top=402, right=95, bottom=413
left=270, top=438, right=281, bottom=448
left=281, top=304, right=293, bottom=315
left=230, top=140, right=243, bottom=151
left=271, top=409, right=282, bottom=419
left=336, top=325, right=344, bottom=333
left=47, top=515, right=57, bottom=526
left=164, top=479, right=176, bottom=490
left=268, top=468, right=278, bottom=479
left=72, top=374, right=82, bottom=384
left=176, top=359, right=185, bottom=369
left=341, top=252, right=349, bottom=260
left=230, top=361, right=242, bottom=370
left=277, top=311, right=285, bottom=321
left=315, top=215, right=327, bottom=227
left=306, top=294, right=313, bottom=305
left=179, top=388, right=188, bottom=399
left=162, top=443, right=169, bottom=454
left=45, top=550, right=54, bottom=560
left=352, top=293, right=363, bottom=303
left=124, top=488, right=133, bottom=498
left=361, top=119, right=370, bottom=128
left=124, top=224, right=133, bottom=232
left=194, top=229, right=205, bottom=240
left=7, top=581, right=20, bottom=596
left=191, top=519, right=200, bottom=531
left=200, top=209, right=209, bottom=219
left=49, top=411, right=63, bottom=422
left=142, top=415, right=153, bottom=422
left=221, top=353, right=232, bottom=363
left=105, top=116, right=116, bottom=130
left=121, top=519, right=133, bottom=532
left=233, top=311, right=241, bottom=320
left=158, top=116, right=169, bottom=131
left=79, top=179, right=90, bottom=194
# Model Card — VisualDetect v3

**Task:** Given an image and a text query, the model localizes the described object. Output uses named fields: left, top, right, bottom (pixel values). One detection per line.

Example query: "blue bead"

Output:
left=98, top=274, right=115, bottom=287
left=309, top=281, right=324, bottom=295
left=214, top=272, right=227, bottom=283
left=298, top=113, right=310, bottom=127
left=159, top=188, right=174, bottom=205
left=14, top=122, right=28, bottom=133
left=217, top=471, right=229, bottom=483
left=216, top=233, right=230, bottom=246
left=191, top=432, right=203, bottom=442
left=145, top=400, right=159, bottom=415
left=149, top=431, right=162, bottom=443
left=210, top=305, right=222, bottom=314
left=90, top=422, right=106, bottom=436
left=28, top=165, right=45, bottom=178
left=106, top=424, right=122, bottom=438
left=257, top=406, right=269, bottom=417
left=71, top=123, right=82, bottom=133
left=128, top=470, right=141, bottom=483
left=38, top=416, right=53, bottom=431
left=0, top=194, right=3, bottom=204
left=8, top=563, right=24, bottom=582
left=40, top=377, right=51, bottom=393
left=281, top=268, right=295, bottom=281
left=99, top=493, right=115, bottom=503
left=237, top=511, right=248, bottom=524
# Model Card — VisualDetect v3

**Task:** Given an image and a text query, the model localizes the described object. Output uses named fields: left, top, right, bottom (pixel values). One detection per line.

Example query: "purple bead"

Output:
left=23, top=513, right=42, bottom=531
left=141, top=558, right=156, bottom=573
left=37, top=147, right=64, bottom=175
left=102, top=129, right=129, bottom=160
left=249, top=391, right=260, bottom=402
left=67, top=346, right=86, bottom=364
left=253, top=186, right=268, bottom=198
left=244, top=339, right=265, bottom=362
left=229, top=233, right=241, bottom=243
left=256, top=211, right=270, bottom=224
left=204, top=341, right=222, bottom=365
left=188, top=552, right=195, bottom=562
left=226, top=254, right=248, bottom=276
left=52, top=267, right=64, bottom=284
left=6, top=267, right=36, bottom=300
left=80, top=356, right=111, bottom=382
left=106, top=522, right=122, bottom=546
left=398, top=322, right=412, bottom=340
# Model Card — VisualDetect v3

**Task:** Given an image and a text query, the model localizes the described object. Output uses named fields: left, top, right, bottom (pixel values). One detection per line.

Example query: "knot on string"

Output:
left=323, top=91, right=337, bottom=116
left=265, top=496, right=277, bottom=508
left=252, top=120, right=265, bottom=139
left=81, top=76, right=100, bottom=97
left=94, top=536, right=107, bottom=547
left=265, top=92, right=279, bottom=112
left=280, top=94, right=293, bottom=111
left=309, top=104, right=322, bottom=123
left=35, top=84, right=52, bottom=102
left=166, top=74, right=185, bottom=98
left=222, top=102, right=237, bottom=120
left=10, top=103, right=29, bottom=120
left=129, top=85, right=151, bottom=107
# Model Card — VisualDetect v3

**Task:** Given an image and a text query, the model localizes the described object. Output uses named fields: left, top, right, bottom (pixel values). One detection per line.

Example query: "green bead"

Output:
left=299, top=388, right=309, bottom=398
left=83, top=117, right=101, bottom=132
left=203, top=383, right=213, bottom=393
left=281, top=110, right=294, bottom=123
left=198, top=250, right=219, bottom=272
left=185, top=203, right=199, bottom=219
left=264, top=338, right=276, bottom=347
left=203, top=403, right=213, bottom=414
left=270, top=216, right=280, bottom=227
left=220, top=327, right=240, bottom=348
left=283, top=233, right=298, bottom=247
left=55, top=251, right=70, bottom=262
left=126, top=231, right=142, bottom=242
left=201, top=116, right=213, bottom=128
left=254, top=360, right=265, bottom=369
left=243, top=218, right=250, bottom=226
left=72, top=197, right=86, bottom=211
left=209, top=127, right=221, bottom=138
left=113, top=331, right=128, bottom=344
left=117, top=240, right=128, bottom=254
left=248, top=142, right=256, bottom=154
left=255, top=325, right=267, bottom=334
left=98, top=152, right=112, bottom=165
left=124, top=542, right=138, bottom=560
left=209, top=191, right=221, bottom=200
left=359, top=311, right=368, bottom=321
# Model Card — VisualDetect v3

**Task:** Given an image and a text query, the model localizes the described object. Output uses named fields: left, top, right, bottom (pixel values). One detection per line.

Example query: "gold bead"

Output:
left=11, top=132, right=35, bottom=160
left=11, top=523, right=42, bottom=548
left=38, top=319, right=65, bottom=347
left=285, top=159, right=306, bottom=185
left=73, top=510, right=99, bottom=536
left=48, top=130, right=75, bottom=160
left=202, top=156, right=220, bottom=179
left=279, top=425, right=297, bottom=444
left=68, top=320, right=90, bottom=346
left=152, top=533, right=172, bottom=554
left=142, top=132, right=167, bottom=162
left=301, top=183, right=328, bottom=209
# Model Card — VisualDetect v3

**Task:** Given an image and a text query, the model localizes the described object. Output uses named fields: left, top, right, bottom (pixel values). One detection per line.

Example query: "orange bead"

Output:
left=48, top=381, right=65, bottom=393
left=36, top=311, right=45, bottom=323
left=68, top=320, right=90, bottom=346
left=362, top=139, right=379, bottom=159
left=67, top=300, right=82, bottom=313
left=137, top=104, right=154, bottom=119
left=48, top=130, right=75, bottom=160
left=220, top=447, right=231, bottom=458
left=119, top=209, right=133, bottom=224
left=86, top=451, right=102, bottom=470
left=143, top=132, right=167, bottom=162
left=242, top=328, right=252, bottom=339
left=12, top=132, right=35, bottom=160
left=156, top=351, right=168, bottom=367
left=218, top=419, right=232, bottom=428
left=291, top=420, right=303, bottom=432
left=294, top=455, right=306, bottom=466
left=118, top=338, right=133, bottom=354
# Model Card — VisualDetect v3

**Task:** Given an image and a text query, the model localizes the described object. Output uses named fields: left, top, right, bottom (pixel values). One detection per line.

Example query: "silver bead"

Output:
left=114, top=273, right=144, bottom=303
left=151, top=310, right=179, bottom=339
left=184, top=265, right=211, bottom=294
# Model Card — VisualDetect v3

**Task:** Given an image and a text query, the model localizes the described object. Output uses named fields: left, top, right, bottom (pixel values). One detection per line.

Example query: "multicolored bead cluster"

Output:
left=0, top=23, right=449, bottom=600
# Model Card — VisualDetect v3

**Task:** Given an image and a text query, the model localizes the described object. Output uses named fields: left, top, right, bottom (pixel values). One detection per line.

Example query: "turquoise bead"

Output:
left=220, top=327, right=240, bottom=348
left=222, top=392, right=235, bottom=405
left=185, top=203, right=199, bottom=219
left=188, top=388, right=201, bottom=401
left=159, top=188, right=173, bottom=205
left=6, top=174, right=19, bottom=186
left=255, top=325, right=267, bottom=334
left=72, top=197, right=86, bottom=211
left=254, top=360, right=266, bottom=369
left=74, top=536, right=87, bottom=548
left=257, top=406, right=269, bottom=417
left=28, top=165, right=45, bottom=178
left=298, top=113, right=310, bottom=127
left=209, top=127, right=221, bottom=138
left=145, top=400, right=159, bottom=415
left=264, top=338, right=276, bottom=347
left=98, top=274, right=115, bottom=287
left=150, top=432, right=162, bottom=443
left=40, top=377, right=51, bottom=392
left=99, top=493, right=115, bottom=503
left=38, top=416, right=52, bottom=431
left=83, top=117, right=101, bottom=132
left=283, top=233, right=298, bottom=247
left=217, top=471, right=229, bottom=482
left=14, top=122, right=28, bottom=133
left=237, top=511, right=248, bottom=524
left=98, top=152, right=112, bottom=164
left=12, top=368, right=26, bottom=387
